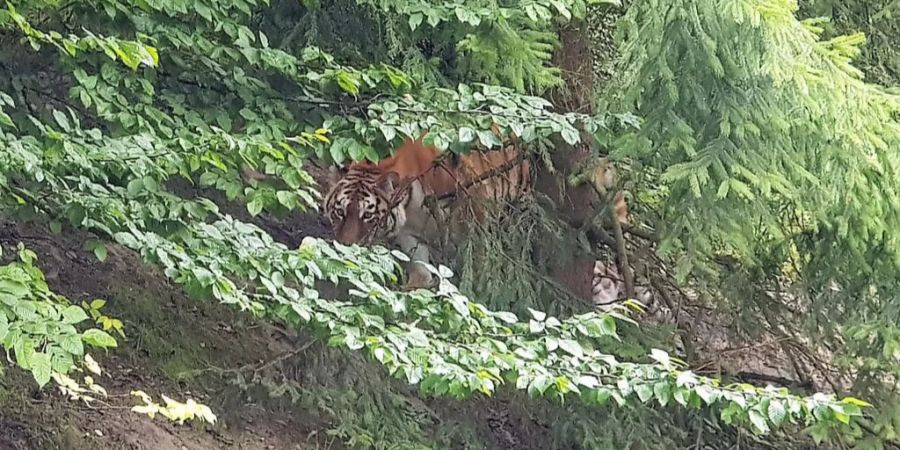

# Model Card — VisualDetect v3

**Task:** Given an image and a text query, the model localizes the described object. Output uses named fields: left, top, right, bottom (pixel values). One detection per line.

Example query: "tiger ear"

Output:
left=327, top=165, right=348, bottom=185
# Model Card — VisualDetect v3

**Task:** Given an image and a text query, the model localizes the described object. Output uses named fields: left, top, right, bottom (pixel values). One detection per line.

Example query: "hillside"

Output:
left=1, top=1, right=899, bottom=449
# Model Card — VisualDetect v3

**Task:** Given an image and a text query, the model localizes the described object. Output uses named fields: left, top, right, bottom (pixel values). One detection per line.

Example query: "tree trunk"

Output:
left=538, top=20, right=602, bottom=302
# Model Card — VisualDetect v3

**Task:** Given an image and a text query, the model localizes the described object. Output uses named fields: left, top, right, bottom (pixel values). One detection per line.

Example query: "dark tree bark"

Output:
left=538, top=20, right=603, bottom=302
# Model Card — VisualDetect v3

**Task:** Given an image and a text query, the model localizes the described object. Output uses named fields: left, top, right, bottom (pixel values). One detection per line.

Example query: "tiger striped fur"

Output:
left=322, top=134, right=644, bottom=308
left=323, top=135, right=530, bottom=289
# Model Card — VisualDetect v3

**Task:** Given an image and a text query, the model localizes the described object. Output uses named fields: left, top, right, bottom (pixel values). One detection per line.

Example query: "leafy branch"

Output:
left=0, top=103, right=872, bottom=436
left=0, top=243, right=117, bottom=387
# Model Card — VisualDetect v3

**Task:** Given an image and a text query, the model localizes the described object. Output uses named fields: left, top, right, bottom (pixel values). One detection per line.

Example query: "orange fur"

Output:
left=349, top=128, right=527, bottom=201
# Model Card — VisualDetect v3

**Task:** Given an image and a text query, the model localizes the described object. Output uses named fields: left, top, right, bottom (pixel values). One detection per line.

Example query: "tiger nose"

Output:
left=334, top=234, right=357, bottom=244
left=333, top=220, right=365, bottom=245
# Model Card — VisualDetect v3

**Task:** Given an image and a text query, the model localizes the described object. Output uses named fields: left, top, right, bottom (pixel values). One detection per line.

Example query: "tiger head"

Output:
left=322, top=167, right=408, bottom=245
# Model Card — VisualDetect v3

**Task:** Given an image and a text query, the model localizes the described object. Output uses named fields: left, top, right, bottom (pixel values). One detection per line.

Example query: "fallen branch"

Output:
left=426, top=150, right=526, bottom=204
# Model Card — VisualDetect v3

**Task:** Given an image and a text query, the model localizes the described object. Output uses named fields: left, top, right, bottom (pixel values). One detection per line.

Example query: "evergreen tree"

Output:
left=0, top=0, right=897, bottom=448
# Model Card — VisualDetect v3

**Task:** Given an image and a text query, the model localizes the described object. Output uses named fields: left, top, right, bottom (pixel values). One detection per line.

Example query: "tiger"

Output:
left=322, top=133, right=531, bottom=289
left=322, top=132, right=643, bottom=309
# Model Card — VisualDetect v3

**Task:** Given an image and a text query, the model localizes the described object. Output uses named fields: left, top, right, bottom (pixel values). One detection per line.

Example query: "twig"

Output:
left=425, top=151, right=526, bottom=204
left=649, top=273, right=696, bottom=362
left=692, top=337, right=794, bottom=373
left=583, top=180, right=636, bottom=300
left=609, top=197, right=635, bottom=299
left=180, top=338, right=319, bottom=379
left=732, top=371, right=814, bottom=391
left=252, top=338, right=319, bottom=375
left=622, top=223, right=657, bottom=241
left=166, top=73, right=582, bottom=124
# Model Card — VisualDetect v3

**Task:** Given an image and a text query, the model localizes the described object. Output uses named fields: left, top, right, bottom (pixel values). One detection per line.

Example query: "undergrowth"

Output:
left=457, top=199, right=591, bottom=317
left=206, top=341, right=488, bottom=450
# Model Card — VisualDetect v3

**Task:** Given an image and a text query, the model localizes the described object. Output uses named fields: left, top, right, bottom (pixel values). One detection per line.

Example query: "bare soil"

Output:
left=0, top=165, right=815, bottom=450
left=0, top=219, right=329, bottom=450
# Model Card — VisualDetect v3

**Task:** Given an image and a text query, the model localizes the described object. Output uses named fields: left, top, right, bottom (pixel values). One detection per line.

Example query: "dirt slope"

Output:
left=0, top=171, right=818, bottom=450
left=0, top=219, right=328, bottom=450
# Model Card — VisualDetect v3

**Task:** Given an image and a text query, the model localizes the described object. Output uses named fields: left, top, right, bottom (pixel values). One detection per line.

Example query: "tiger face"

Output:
left=322, top=168, right=407, bottom=245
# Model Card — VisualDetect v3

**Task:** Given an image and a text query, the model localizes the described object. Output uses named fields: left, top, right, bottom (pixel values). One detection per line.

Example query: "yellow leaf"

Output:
left=131, top=390, right=152, bottom=404
left=131, top=404, right=158, bottom=419
left=145, top=46, right=159, bottom=67
left=89, top=383, right=108, bottom=398
left=84, top=354, right=102, bottom=376
left=841, top=397, right=872, bottom=408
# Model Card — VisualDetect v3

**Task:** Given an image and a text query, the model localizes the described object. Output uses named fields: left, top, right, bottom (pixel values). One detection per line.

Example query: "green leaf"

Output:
left=635, top=384, right=653, bottom=402
left=558, top=339, right=583, bottom=359
left=14, top=336, right=34, bottom=369
left=675, top=371, right=697, bottom=386
left=673, top=387, right=689, bottom=406
left=0, top=280, right=29, bottom=298
left=653, top=381, right=672, bottom=407
left=84, top=240, right=108, bottom=262
left=330, top=138, right=348, bottom=163
left=695, top=384, right=717, bottom=405
left=336, top=71, right=360, bottom=95
left=239, top=108, right=258, bottom=121
left=649, top=348, right=671, bottom=367
left=78, top=88, right=92, bottom=108
left=577, top=375, right=599, bottom=389
left=31, top=352, right=52, bottom=387
left=61, top=305, right=89, bottom=324
left=545, top=337, right=559, bottom=352
left=259, top=31, right=269, bottom=48
left=270, top=271, right=285, bottom=288
left=247, top=197, right=265, bottom=216
left=58, top=334, right=85, bottom=357
left=52, top=110, right=70, bottom=132
left=82, top=329, right=117, bottom=349
left=379, top=124, right=397, bottom=142
left=51, top=351, right=75, bottom=374
left=600, top=315, right=617, bottom=337
left=14, top=301, right=38, bottom=321
left=93, top=243, right=108, bottom=262
left=833, top=410, right=851, bottom=425
left=142, top=176, right=159, bottom=193
left=529, top=374, right=553, bottom=396
left=458, top=127, right=476, bottom=143
left=348, top=141, right=368, bottom=161
left=0, top=111, right=14, bottom=128
left=560, top=127, right=579, bottom=145
left=276, top=191, right=297, bottom=208
left=195, top=2, right=212, bottom=21
left=528, top=308, right=546, bottom=321
left=514, top=346, right=538, bottom=360
left=49, top=221, right=62, bottom=234
left=113, top=232, right=139, bottom=249
left=363, top=145, right=380, bottom=162
left=408, top=13, right=423, bottom=30
left=841, top=397, right=872, bottom=408
left=477, top=129, right=501, bottom=148
left=768, top=399, right=787, bottom=426
left=381, top=101, right=398, bottom=113
left=749, top=409, right=770, bottom=434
